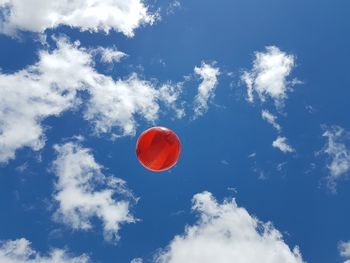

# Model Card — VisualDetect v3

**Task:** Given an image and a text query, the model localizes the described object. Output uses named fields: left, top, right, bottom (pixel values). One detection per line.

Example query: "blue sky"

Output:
left=0, top=0, right=350, bottom=262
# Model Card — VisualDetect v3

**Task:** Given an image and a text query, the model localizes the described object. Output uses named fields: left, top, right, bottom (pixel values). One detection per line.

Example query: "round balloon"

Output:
left=136, top=126, right=181, bottom=172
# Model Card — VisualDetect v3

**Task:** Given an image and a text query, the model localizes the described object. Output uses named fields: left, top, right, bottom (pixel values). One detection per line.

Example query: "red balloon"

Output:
left=136, top=126, right=181, bottom=172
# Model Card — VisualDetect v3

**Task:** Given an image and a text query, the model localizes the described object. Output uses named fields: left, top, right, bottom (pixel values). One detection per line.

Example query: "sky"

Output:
left=0, top=0, right=350, bottom=262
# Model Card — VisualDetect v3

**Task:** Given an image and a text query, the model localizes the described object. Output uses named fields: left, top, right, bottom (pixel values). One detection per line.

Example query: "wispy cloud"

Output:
left=91, top=46, right=127, bottom=64
left=193, top=63, right=220, bottom=118
left=272, top=136, right=295, bottom=153
left=261, top=110, right=281, bottom=132
left=322, top=125, right=350, bottom=192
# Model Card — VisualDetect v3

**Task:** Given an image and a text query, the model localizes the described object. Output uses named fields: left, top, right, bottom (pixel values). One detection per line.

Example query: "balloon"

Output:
left=136, top=126, right=181, bottom=172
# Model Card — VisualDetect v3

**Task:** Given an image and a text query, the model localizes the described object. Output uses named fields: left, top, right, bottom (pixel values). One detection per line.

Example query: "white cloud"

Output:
left=0, top=37, right=183, bottom=163
left=52, top=142, right=135, bottom=242
left=339, top=241, right=350, bottom=257
left=261, top=110, right=281, bottom=132
left=322, top=125, right=350, bottom=191
left=130, top=258, right=143, bottom=263
left=0, top=38, right=87, bottom=163
left=155, top=191, right=304, bottom=263
left=242, top=46, right=296, bottom=107
left=84, top=74, right=160, bottom=137
left=339, top=241, right=350, bottom=263
left=84, top=76, right=184, bottom=137
left=272, top=136, right=295, bottom=153
left=248, top=152, right=256, bottom=158
left=92, top=46, right=127, bottom=64
left=0, top=238, right=89, bottom=263
left=158, top=83, right=185, bottom=119
left=0, top=0, right=156, bottom=37
left=193, top=63, right=220, bottom=118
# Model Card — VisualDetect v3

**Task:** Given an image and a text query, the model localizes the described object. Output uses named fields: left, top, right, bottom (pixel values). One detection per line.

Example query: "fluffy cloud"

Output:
left=52, top=142, right=135, bottom=241
left=84, top=74, right=161, bottom=136
left=0, top=238, right=89, bottom=263
left=0, top=0, right=156, bottom=37
left=339, top=241, right=350, bottom=263
left=84, top=76, right=183, bottom=137
left=193, top=63, right=220, bottom=118
left=261, top=110, right=281, bottom=132
left=155, top=191, right=304, bottom=263
left=272, top=136, right=295, bottom=153
left=322, top=125, right=350, bottom=191
left=241, top=46, right=297, bottom=107
left=0, top=37, right=183, bottom=163
left=0, top=38, right=88, bottom=163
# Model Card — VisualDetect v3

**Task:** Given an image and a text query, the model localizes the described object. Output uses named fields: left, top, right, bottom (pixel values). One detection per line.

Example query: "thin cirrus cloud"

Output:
left=0, top=37, right=184, bottom=164
left=241, top=46, right=298, bottom=108
left=0, top=238, right=90, bottom=263
left=272, top=136, right=295, bottom=154
left=321, top=125, right=350, bottom=192
left=0, top=0, right=156, bottom=37
left=154, top=191, right=304, bottom=263
left=193, top=63, right=220, bottom=118
left=52, top=141, right=135, bottom=242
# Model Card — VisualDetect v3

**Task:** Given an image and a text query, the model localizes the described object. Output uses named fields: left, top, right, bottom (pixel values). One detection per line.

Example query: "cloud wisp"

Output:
left=272, top=136, right=295, bottom=154
left=322, top=125, right=350, bottom=192
left=91, top=46, right=127, bottom=64
left=193, top=63, right=220, bottom=118
left=261, top=110, right=281, bottom=132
